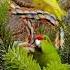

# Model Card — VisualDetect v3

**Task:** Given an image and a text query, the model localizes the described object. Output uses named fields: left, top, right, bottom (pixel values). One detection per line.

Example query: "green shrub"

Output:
left=59, top=23, right=70, bottom=64
left=43, top=63, right=69, bottom=70
left=0, top=0, right=13, bottom=69
left=0, top=0, right=10, bottom=24
left=4, top=43, right=41, bottom=70
left=0, top=0, right=13, bottom=50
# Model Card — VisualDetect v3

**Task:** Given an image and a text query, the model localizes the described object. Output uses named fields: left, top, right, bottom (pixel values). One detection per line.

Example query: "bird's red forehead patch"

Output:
left=35, top=34, right=44, bottom=40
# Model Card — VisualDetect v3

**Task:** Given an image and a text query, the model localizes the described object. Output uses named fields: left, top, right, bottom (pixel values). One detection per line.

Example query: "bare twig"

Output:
left=12, top=0, right=34, bottom=8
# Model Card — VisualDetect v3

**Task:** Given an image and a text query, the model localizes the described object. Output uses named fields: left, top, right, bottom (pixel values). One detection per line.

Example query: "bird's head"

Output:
left=35, top=34, right=46, bottom=47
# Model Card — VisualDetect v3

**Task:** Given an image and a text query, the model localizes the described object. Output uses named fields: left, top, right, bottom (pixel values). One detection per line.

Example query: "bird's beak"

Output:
left=34, top=34, right=44, bottom=47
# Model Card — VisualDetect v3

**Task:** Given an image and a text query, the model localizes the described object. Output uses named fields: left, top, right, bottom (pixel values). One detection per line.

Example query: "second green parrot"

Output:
left=32, top=0, right=66, bottom=20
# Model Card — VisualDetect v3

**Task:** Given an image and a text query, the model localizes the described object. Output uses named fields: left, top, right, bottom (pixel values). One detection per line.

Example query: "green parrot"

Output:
left=32, top=0, right=66, bottom=20
left=34, top=34, right=69, bottom=70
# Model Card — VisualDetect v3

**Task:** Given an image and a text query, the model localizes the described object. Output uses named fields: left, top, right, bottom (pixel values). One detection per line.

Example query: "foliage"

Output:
left=59, top=0, right=70, bottom=11
left=0, top=0, right=10, bottom=24
left=43, top=63, right=69, bottom=70
left=0, top=0, right=13, bottom=69
left=0, top=0, right=13, bottom=50
left=59, top=23, right=70, bottom=64
left=56, top=0, right=70, bottom=65
left=4, top=43, right=41, bottom=70
left=0, top=44, right=6, bottom=69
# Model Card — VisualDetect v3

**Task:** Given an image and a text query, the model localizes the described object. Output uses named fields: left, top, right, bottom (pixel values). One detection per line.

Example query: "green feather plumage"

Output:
left=33, top=35, right=69, bottom=70
left=41, top=35, right=61, bottom=62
